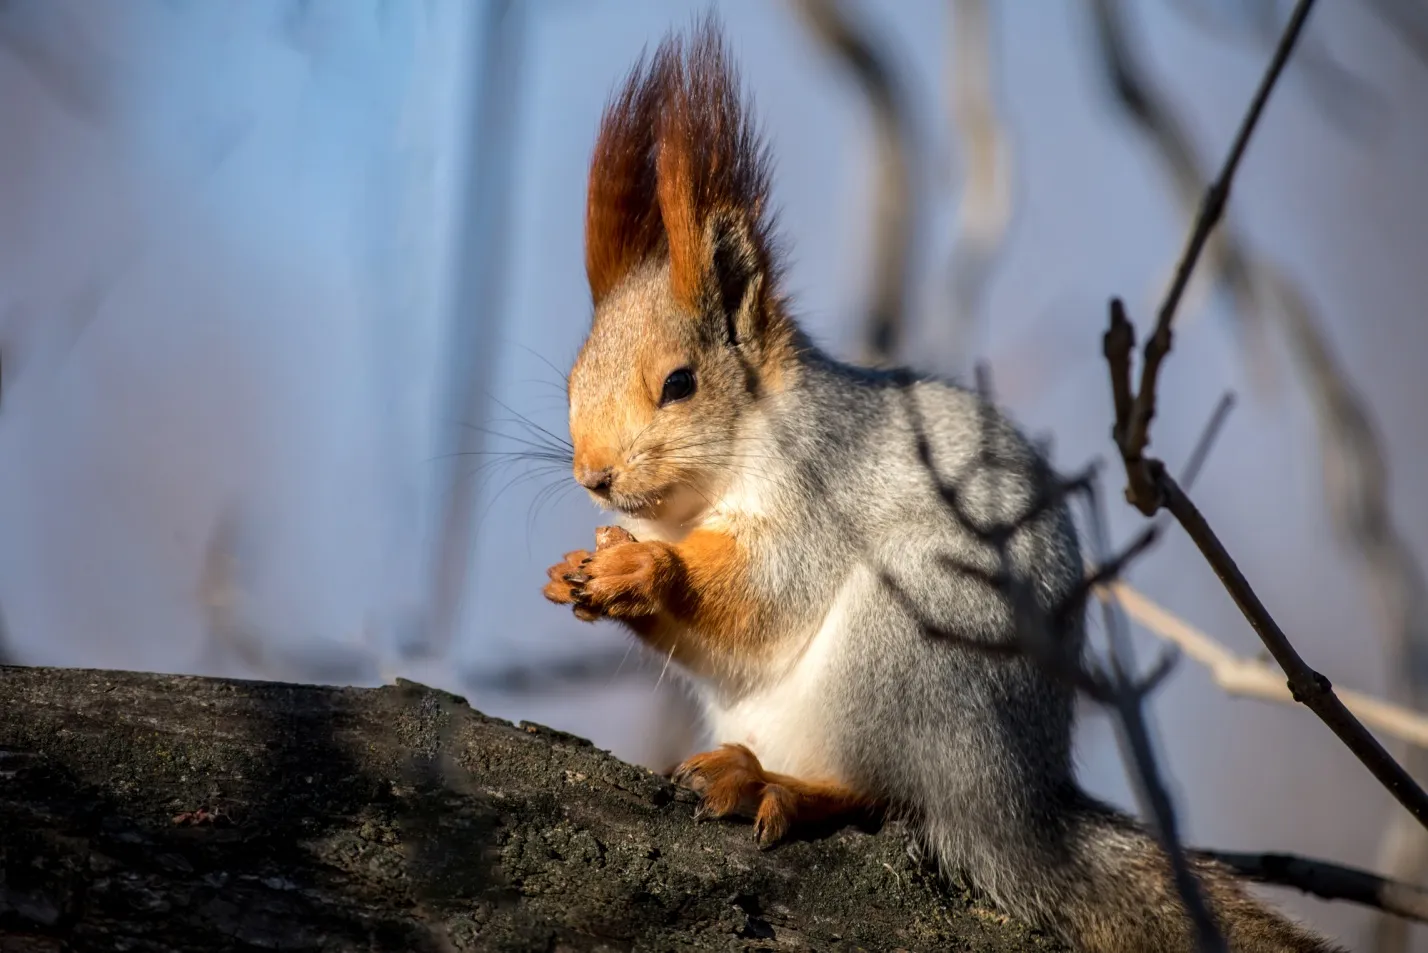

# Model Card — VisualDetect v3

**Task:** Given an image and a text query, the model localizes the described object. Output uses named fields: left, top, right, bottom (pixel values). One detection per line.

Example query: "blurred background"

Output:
left=2, top=0, right=1426, bottom=948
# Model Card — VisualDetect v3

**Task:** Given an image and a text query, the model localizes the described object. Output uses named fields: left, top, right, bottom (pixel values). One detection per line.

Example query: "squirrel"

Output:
left=542, top=19, right=1342, bottom=953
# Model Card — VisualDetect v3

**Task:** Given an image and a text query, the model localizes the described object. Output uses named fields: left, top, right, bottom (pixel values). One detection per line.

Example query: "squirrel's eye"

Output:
left=660, top=367, right=696, bottom=406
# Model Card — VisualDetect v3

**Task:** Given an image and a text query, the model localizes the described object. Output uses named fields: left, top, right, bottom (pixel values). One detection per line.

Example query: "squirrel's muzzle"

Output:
left=575, top=465, right=615, bottom=495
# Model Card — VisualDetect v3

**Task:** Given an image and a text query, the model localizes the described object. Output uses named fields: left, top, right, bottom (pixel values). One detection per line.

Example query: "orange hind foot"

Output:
left=670, top=743, right=881, bottom=849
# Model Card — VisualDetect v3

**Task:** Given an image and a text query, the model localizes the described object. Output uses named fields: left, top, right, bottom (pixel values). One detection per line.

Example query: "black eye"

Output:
left=660, top=367, right=696, bottom=406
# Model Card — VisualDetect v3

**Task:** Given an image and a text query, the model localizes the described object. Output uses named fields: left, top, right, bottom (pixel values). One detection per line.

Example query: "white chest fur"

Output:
left=696, top=567, right=867, bottom=782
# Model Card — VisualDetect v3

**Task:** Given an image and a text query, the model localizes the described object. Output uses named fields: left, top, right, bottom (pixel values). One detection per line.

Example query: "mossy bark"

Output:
left=0, top=666, right=1064, bottom=952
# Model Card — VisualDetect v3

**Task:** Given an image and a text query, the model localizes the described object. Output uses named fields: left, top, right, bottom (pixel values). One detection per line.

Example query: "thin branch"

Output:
left=1202, top=850, right=1428, bottom=925
left=1098, top=580, right=1428, bottom=750
left=1100, top=0, right=1428, bottom=830
left=1166, top=0, right=1387, bottom=139
left=1375, top=830, right=1428, bottom=952
left=1090, top=0, right=1258, bottom=345
left=1250, top=263, right=1428, bottom=951
left=792, top=0, right=917, bottom=364
left=1158, top=470, right=1428, bottom=828
left=1100, top=0, right=1428, bottom=937
left=1114, top=0, right=1317, bottom=514
left=1081, top=474, right=1224, bottom=953
left=1177, top=392, right=1236, bottom=492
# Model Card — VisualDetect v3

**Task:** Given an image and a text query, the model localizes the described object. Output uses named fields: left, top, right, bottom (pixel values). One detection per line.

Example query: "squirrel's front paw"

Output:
left=543, top=548, right=600, bottom=621
left=544, top=528, right=675, bottom=621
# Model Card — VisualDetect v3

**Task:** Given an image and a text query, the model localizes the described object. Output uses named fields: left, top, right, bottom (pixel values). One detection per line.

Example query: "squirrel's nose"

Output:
left=576, top=466, right=615, bottom=494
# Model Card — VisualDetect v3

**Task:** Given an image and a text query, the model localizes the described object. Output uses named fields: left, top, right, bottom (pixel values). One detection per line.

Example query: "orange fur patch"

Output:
left=672, top=743, right=881, bottom=848
left=543, top=528, right=767, bottom=674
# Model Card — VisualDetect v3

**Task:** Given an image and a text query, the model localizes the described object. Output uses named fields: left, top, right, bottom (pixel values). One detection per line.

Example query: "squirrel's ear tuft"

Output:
left=586, top=18, right=781, bottom=321
left=585, top=47, right=670, bottom=307
left=655, top=19, right=779, bottom=320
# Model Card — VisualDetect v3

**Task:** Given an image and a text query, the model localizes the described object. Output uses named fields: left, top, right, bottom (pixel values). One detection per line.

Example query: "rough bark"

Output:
left=0, top=666, right=1063, bottom=952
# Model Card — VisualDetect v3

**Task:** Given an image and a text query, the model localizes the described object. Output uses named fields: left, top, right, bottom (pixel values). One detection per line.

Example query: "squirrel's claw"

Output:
left=753, top=808, right=790, bottom=850
left=543, top=528, right=668, bottom=621
left=543, top=547, right=599, bottom=618
left=670, top=760, right=702, bottom=792
left=672, top=744, right=873, bottom=852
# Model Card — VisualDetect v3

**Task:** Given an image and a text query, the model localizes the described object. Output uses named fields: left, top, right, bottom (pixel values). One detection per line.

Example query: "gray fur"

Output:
left=707, top=344, right=1341, bottom=952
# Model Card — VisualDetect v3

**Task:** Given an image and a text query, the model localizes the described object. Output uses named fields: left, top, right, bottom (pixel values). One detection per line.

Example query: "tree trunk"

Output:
left=0, top=666, right=1060, bottom=952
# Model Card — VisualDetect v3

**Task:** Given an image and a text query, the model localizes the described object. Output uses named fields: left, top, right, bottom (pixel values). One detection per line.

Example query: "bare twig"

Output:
left=792, top=0, right=916, bottom=364
left=1162, top=471, right=1428, bottom=828
left=1098, top=580, right=1428, bottom=749
left=1375, top=832, right=1428, bottom=952
left=1097, top=0, right=1428, bottom=937
left=1165, top=0, right=1387, bottom=139
left=1100, top=0, right=1428, bottom=829
left=1091, top=0, right=1254, bottom=332
left=1250, top=264, right=1428, bottom=952
left=1177, top=392, right=1236, bottom=493
left=1091, top=0, right=1285, bottom=403
left=1110, top=0, right=1316, bottom=515
left=1202, top=850, right=1428, bottom=925
left=1082, top=474, right=1224, bottom=953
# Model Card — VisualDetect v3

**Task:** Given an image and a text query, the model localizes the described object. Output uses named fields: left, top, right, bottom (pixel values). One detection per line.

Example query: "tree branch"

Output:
left=1100, top=0, right=1428, bottom=832
left=0, top=665, right=1063, bottom=951
left=1098, top=580, right=1428, bottom=750
left=1202, top=851, right=1428, bottom=925
left=1158, top=473, right=1428, bottom=829
left=1111, top=0, right=1317, bottom=516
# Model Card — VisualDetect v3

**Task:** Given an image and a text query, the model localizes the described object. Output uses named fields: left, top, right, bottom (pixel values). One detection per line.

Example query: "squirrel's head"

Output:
left=567, top=21, right=798, bottom=525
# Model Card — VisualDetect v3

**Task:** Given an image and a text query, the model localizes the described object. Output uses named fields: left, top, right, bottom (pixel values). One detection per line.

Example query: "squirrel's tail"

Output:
left=925, top=788, right=1343, bottom=953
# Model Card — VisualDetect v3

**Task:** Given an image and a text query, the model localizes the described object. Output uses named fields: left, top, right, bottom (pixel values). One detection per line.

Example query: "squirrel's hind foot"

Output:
left=671, top=743, right=881, bottom=850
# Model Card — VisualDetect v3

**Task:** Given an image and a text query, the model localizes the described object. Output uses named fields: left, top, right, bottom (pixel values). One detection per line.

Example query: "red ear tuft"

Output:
left=585, top=48, right=669, bottom=307
left=654, top=21, right=776, bottom=313
left=584, top=17, right=777, bottom=313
